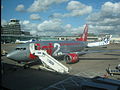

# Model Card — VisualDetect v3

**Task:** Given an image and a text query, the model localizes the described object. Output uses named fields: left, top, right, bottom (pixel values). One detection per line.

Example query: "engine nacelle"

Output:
left=64, top=53, right=79, bottom=64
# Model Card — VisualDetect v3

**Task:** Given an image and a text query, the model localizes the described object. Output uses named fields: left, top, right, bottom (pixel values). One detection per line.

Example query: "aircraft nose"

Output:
left=6, top=53, right=11, bottom=58
left=7, top=51, right=17, bottom=60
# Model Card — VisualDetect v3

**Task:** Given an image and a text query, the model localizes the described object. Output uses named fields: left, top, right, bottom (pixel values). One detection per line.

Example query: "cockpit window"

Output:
left=16, top=48, right=21, bottom=50
left=15, top=48, right=26, bottom=50
left=23, top=48, right=26, bottom=50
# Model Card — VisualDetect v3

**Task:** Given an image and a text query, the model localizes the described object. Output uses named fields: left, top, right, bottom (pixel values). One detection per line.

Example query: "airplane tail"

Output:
left=103, top=35, right=112, bottom=44
left=76, top=24, right=88, bottom=41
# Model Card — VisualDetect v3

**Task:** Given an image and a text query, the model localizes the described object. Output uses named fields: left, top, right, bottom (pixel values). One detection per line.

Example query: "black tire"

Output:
left=23, top=64, right=29, bottom=69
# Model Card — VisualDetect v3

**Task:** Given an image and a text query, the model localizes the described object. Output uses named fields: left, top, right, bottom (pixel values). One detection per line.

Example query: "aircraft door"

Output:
left=29, top=43, right=40, bottom=60
left=42, top=43, right=53, bottom=55
left=35, top=43, right=41, bottom=50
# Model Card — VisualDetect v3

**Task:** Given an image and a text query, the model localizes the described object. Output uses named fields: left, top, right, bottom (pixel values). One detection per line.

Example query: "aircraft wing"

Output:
left=81, top=49, right=120, bottom=54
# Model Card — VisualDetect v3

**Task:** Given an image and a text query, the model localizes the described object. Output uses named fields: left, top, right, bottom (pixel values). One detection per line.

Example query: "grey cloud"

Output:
left=86, top=2, right=120, bottom=35
left=30, top=14, right=41, bottom=20
left=1, top=19, right=7, bottom=26
left=51, top=1, right=92, bottom=18
left=27, top=0, right=68, bottom=12
left=16, top=4, right=25, bottom=12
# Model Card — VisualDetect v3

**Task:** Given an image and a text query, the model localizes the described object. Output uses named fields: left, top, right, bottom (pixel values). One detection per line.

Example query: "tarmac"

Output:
left=1, top=43, right=120, bottom=90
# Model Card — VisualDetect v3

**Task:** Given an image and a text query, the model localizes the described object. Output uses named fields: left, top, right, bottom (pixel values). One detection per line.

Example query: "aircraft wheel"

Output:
left=64, top=55, right=71, bottom=64
left=38, top=67, right=41, bottom=71
left=23, top=64, right=30, bottom=69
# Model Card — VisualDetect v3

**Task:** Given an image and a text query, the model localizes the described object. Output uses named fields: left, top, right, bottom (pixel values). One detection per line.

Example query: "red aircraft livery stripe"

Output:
left=60, top=43, right=80, bottom=46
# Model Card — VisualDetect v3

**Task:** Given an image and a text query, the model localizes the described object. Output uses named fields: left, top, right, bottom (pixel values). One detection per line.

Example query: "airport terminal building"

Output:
left=1, top=19, right=34, bottom=43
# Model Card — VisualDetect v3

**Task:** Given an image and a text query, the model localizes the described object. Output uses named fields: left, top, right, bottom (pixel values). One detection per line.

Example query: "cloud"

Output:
left=37, top=21, right=86, bottom=36
left=66, top=1, right=92, bottom=16
left=51, top=1, right=92, bottom=18
left=22, top=20, right=30, bottom=25
left=101, top=2, right=120, bottom=14
left=20, top=19, right=86, bottom=36
left=20, top=19, right=64, bottom=36
left=27, top=0, right=68, bottom=12
left=1, top=5, right=3, bottom=9
left=64, top=24, right=86, bottom=36
left=1, top=19, right=7, bottom=26
left=20, top=20, right=38, bottom=35
left=16, top=4, right=25, bottom=12
left=30, top=14, right=41, bottom=20
left=37, top=19, right=64, bottom=32
left=86, top=2, right=120, bottom=35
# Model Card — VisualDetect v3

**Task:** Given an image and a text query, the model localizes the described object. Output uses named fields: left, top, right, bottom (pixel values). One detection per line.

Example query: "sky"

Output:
left=1, top=0, right=120, bottom=37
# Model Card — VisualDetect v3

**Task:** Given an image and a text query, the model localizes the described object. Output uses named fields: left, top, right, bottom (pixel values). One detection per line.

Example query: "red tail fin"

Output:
left=76, top=24, right=88, bottom=41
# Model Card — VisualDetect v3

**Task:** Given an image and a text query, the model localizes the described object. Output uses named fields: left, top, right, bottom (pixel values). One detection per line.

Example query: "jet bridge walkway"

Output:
left=29, top=43, right=69, bottom=74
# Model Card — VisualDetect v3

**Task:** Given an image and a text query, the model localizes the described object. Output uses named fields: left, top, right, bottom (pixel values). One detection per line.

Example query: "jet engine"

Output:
left=64, top=53, right=79, bottom=64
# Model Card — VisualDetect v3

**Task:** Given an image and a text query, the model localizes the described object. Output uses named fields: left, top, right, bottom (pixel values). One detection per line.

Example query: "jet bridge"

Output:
left=29, top=43, right=69, bottom=74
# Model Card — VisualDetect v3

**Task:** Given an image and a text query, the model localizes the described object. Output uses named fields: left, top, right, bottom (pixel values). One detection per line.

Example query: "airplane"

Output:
left=87, top=35, right=112, bottom=48
left=15, top=39, right=36, bottom=44
left=6, top=24, right=113, bottom=73
left=6, top=24, right=89, bottom=71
